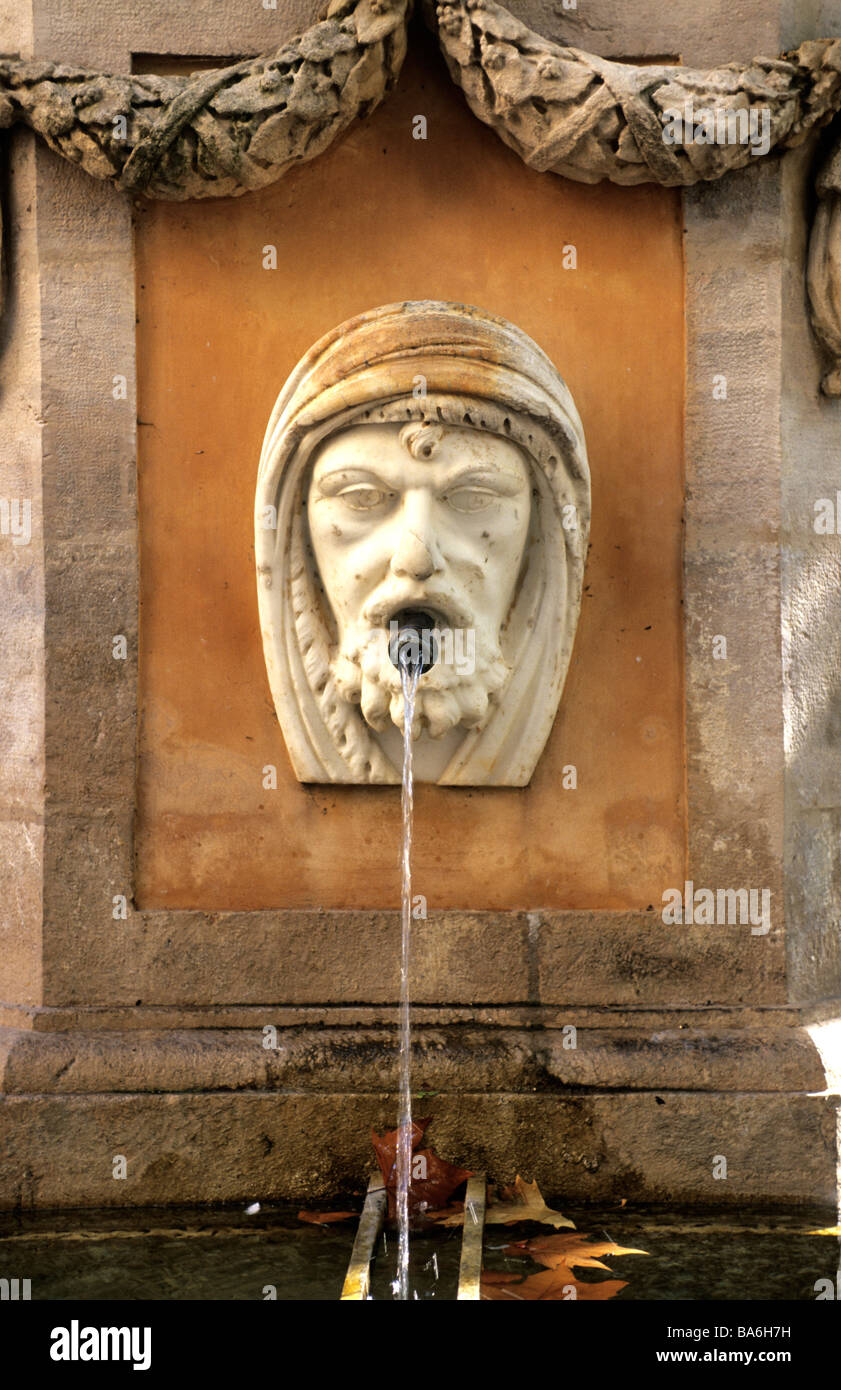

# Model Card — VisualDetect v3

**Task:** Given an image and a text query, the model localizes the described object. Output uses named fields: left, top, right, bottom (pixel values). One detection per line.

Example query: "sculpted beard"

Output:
left=330, top=623, right=510, bottom=739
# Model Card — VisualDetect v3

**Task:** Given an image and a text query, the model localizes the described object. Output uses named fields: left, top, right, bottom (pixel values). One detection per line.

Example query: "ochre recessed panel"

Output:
left=135, top=38, right=686, bottom=911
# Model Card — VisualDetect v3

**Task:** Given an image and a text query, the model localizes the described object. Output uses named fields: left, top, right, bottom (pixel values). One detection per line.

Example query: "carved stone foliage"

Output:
left=428, top=0, right=841, bottom=186
left=0, top=0, right=410, bottom=200
left=2, top=0, right=841, bottom=389
left=255, top=301, right=591, bottom=786
left=808, top=146, right=841, bottom=396
left=427, top=0, right=841, bottom=392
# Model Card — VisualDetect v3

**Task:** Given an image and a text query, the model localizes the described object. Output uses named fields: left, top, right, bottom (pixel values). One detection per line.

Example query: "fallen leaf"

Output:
left=427, top=1200, right=464, bottom=1218
left=504, top=1231, right=648, bottom=1271
left=481, top=1268, right=628, bottom=1301
left=371, top=1117, right=430, bottom=1189
left=431, top=1174, right=573, bottom=1229
left=486, top=1176, right=576, bottom=1229
left=297, top=1210, right=356, bottom=1225
left=568, top=1279, right=628, bottom=1301
left=481, top=1220, right=647, bottom=1299
left=428, top=1207, right=477, bottom=1227
left=409, top=1148, right=473, bottom=1215
left=371, top=1119, right=472, bottom=1219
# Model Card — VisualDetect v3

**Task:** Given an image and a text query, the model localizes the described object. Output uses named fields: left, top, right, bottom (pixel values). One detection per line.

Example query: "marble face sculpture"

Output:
left=255, top=301, right=590, bottom=785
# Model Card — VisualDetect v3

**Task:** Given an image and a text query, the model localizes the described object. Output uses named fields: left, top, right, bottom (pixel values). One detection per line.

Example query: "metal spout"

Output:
left=388, top=608, right=438, bottom=675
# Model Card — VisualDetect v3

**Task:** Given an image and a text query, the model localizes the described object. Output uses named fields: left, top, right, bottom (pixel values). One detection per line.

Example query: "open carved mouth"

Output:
left=388, top=607, right=440, bottom=675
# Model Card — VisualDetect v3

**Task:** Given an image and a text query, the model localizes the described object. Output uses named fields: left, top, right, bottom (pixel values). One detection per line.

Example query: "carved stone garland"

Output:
left=1, top=0, right=841, bottom=390
left=0, top=0, right=411, bottom=200
left=429, top=0, right=841, bottom=185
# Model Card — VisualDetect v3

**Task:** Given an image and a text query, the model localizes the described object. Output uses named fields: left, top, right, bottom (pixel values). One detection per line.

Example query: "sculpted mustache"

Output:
left=362, top=592, right=474, bottom=632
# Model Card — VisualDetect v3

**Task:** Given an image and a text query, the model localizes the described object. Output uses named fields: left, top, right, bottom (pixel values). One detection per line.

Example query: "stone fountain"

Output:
left=1, top=0, right=839, bottom=1241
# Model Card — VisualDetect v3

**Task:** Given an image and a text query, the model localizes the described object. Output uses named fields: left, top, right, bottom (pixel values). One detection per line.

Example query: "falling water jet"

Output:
left=393, top=615, right=428, bottom=1301
left=342, top=613, right=487, bottom=1300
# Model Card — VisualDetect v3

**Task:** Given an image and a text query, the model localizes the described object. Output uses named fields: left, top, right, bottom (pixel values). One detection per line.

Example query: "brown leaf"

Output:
left=485, top=1175, right=575, bottom=1229
left=371, top=1117, right=431, bottom=1188
left=371, top=1119, right=472, bottom=1219
left=503, top=1231, right=648, bottom=1270
left=430, top=1174, right=574, bottom=1229
left=428, top=1205, right=477, bottom=1228
left=425, top=1200, right=464, bottom=1220
left=409, top=1148, right=473, bottom=1215
left=482, top=1223, right=647, bottom=1299
left=297, top=1210, right=356, bottom=1225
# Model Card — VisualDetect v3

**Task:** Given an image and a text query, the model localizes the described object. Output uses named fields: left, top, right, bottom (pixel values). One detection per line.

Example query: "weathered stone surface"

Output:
left=0, top=1090, right=835, bottom=1208
left=779, top=139, right=841, bottom=1005
left=0, top=1023, right=828, bottom=1095
left=505, top=0, right=782, bottom=67
left=26, top=907, right=797, bottom=1011
left=0, top=1001, right=803, bottom=1032
left=1, top=1019, right=834, bottom=1209
left=0, top=127, right=45, bottom=1011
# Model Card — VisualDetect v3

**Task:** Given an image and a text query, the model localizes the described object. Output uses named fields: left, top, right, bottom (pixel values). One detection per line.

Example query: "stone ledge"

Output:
left=0, top=1000, right=806, bottom=1031
left=0, top=1091, right=836, bottom=1209
left=0, top=1023, right=832, bottom=1095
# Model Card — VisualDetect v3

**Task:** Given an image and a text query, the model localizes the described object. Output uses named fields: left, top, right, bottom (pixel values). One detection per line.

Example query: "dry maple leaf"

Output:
left=504, top=1231, right=648, bottom=1270
left=371, top=1118, right=472, bottom=1219
left=431, top=1174, right=574, bottom=1229
left=485, top=1176, right=575, bottom=1229
left=481, top=1226, right=647, bottom=1300
left=408, top=1149, right=473, bottom=1215
left=297, top=1210, right=356, bottom=1225
left=371, top=1117, right=431, bottom=1186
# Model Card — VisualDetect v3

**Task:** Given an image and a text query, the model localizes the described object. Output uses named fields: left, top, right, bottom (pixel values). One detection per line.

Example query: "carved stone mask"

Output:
left=255, top=300, right=590, bottom=785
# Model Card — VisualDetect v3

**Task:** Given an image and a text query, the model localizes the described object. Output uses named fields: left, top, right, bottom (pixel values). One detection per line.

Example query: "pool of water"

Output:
left=1, top=1202, right=837, bottom=1301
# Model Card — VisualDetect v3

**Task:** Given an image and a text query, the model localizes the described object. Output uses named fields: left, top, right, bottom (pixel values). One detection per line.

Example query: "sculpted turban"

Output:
left=255, top=300, right=590, bottom=785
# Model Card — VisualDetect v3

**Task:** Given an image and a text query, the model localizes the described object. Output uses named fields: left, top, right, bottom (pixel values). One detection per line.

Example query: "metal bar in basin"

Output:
left=456, top=1174, right=487, bottom=1300
left=340, top=1176, right=387, bottom=1300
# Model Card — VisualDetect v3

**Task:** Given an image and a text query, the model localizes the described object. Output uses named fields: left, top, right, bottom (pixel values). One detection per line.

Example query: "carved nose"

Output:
left=390, top=528, right=441, bottom=581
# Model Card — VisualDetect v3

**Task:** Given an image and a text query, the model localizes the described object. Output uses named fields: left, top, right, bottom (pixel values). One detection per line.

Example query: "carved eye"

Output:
left=444, top=488, right=496, bottom=513
left=337, top=486, right=392, bottom=510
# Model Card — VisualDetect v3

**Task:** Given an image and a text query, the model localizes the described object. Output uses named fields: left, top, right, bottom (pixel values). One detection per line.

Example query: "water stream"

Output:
left=395, top=650, right=421, bottom=1301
